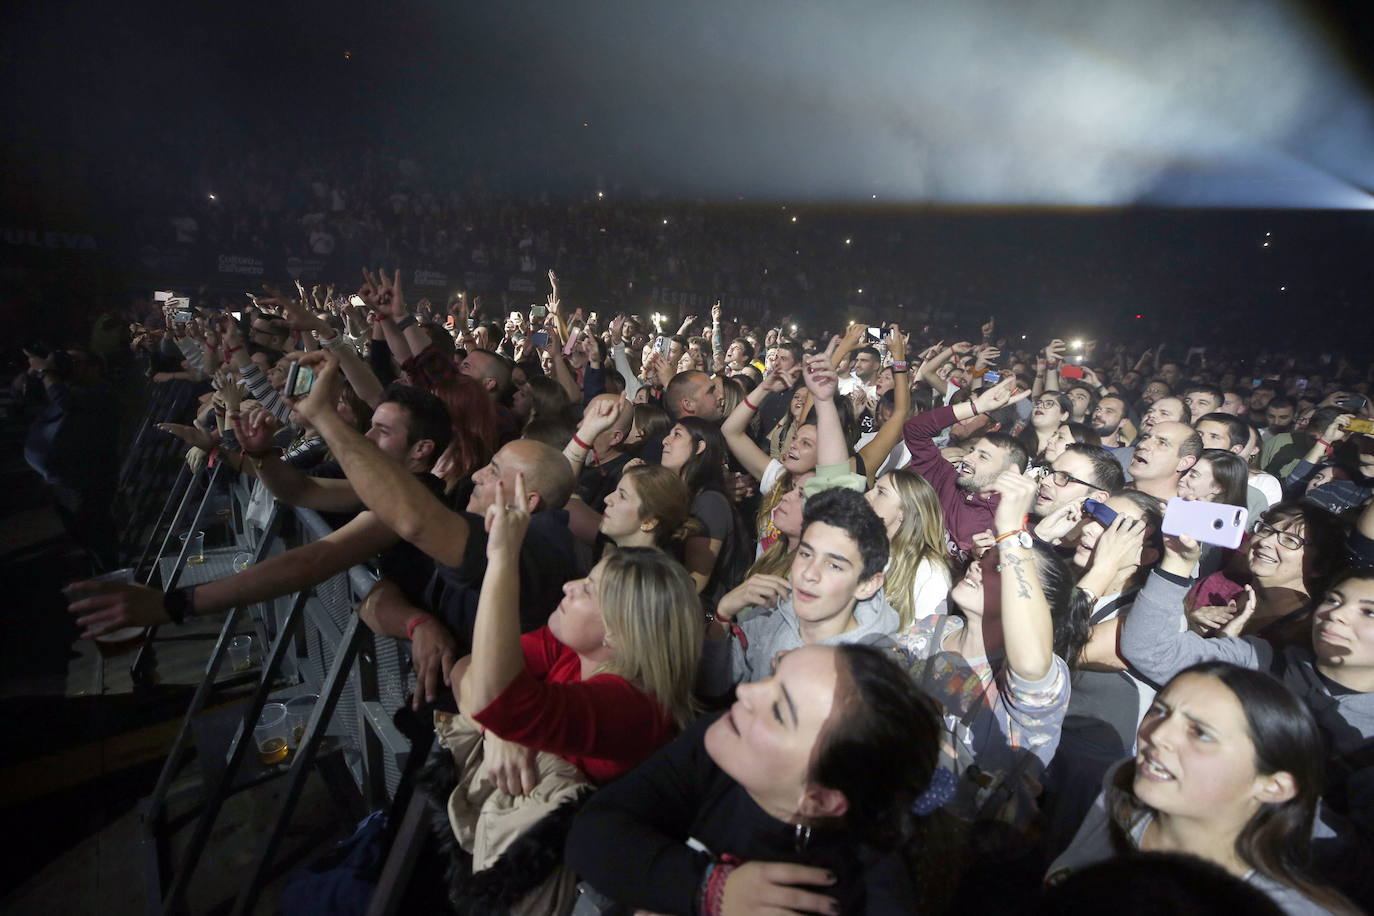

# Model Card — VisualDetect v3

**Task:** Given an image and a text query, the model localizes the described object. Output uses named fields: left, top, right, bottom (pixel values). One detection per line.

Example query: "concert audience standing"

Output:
left=51, top=185, right=1374, bottom=913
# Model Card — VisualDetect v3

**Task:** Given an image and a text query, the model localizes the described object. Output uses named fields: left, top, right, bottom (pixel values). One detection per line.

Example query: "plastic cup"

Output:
left=285, top=694, right=319, bottom=749
left=85, top=568, right=147, bottom=658
left=254, top=703, right=291, bottom=765
left=232, top=552, right=253, bottom=573
left=228, top=635, right=253, bottom=672
left=180, top=530, right=205, bottom=564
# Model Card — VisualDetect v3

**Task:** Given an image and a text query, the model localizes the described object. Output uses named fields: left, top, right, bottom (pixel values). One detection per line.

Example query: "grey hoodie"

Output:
left=698, top=589, right=901, bottom=695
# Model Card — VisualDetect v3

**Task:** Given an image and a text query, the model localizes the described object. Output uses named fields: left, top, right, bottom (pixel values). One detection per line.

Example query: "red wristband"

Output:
left=1317, top=439, right=1334, bottom=454
left=223, top=345, right=242, bottom=356
left=572, top=433, right=593, bottom=450
left=743, top=395, right=759, bottom=411
left=406, top=615, right=435, bottom=641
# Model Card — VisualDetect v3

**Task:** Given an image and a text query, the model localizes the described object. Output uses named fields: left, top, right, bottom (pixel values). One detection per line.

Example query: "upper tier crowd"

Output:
left=20, top=251, right=1374, bottom=914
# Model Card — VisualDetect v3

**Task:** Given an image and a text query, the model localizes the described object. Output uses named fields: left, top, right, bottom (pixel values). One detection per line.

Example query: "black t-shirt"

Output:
left=423, top=507, right=581, bottom=656
left=567, top=713, right=916, bottom=914
left=577, top=452, right=633, bottom=513
left=375, top=472, right=447, bottom=607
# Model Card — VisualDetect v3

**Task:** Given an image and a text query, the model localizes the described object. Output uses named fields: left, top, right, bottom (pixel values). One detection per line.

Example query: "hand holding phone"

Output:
left=1162, top=498, right=1248, bottom=549
left=285, top=363, right=316, bottom=398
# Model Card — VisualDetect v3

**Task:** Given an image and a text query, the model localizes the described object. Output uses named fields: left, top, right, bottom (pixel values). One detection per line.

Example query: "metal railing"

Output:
left=116, top=386, right=420, bottom=914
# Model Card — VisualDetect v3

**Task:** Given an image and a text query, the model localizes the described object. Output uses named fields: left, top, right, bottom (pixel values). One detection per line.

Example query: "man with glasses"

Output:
left=1033, top=444, right=1126, bottom=521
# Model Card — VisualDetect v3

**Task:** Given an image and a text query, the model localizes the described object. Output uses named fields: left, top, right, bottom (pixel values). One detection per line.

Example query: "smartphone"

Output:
left=1343, top=419, right=1374, bottom=435
left=1082, top=498, right=1117, bottom=528
left=1060, top=365, right=1086, bottom=380
left=1339, top=394, right=1369, bottom=413
left=982, top=370, right=1001, bottom=385
left=530, top=305, right=549, bottom=320
left=467, top=317, right=477, bottom=329
left=867, top=326, right=883, bottom=341
left=173, top=310, right=196, bottom=322
left=154, top=291, right=174, bottom=303
left=349, top=295, right=365, bottom=308
left=509, top=310, right=523, bottom=324
left=1162, top=498, right=1248, bottom=549
left=563, top=325, right=582, bottom=355
left=531, top=331, right=550, bottom=348
left=1295, top=378, right=1309, bottom=390
left=285, top=363, right=316, bottom=398
left=654, top=335, right=668, bottom=355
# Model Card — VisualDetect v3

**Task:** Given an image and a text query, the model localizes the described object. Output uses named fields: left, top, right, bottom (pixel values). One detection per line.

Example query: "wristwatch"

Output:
left=995, top=528, right=1034, bottom=549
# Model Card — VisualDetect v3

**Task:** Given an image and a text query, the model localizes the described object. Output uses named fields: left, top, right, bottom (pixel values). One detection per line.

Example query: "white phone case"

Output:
left=1161, top=498, right=1248, bottom=549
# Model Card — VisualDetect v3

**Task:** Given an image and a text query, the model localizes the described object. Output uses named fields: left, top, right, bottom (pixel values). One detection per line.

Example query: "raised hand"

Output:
left=802, top=349, right=839, bottom=403
left=991, top=468, right=1039, bottom=532
left=484, top=473, right=532, bottom=558
left=711, top=300, right=722, bottom=323
left=577, top=394, right=627, bottom=440
left=886, top=323, right=906, bottom=361
left=972, top=375, right=1029, bottom=414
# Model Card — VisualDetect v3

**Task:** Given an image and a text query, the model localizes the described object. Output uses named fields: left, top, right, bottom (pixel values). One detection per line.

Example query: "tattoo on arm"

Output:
left=1003, top=551, right=1033, bottom=599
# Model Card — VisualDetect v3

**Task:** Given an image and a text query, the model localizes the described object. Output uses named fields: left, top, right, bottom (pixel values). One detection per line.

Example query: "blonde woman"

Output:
left=454, top=474, right=702, bottom=786
left=864, top=469, right=953, bottom=627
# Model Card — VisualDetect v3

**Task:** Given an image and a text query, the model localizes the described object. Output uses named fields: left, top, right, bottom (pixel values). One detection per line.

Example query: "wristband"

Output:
left=892, top=360, right=909, bottom=372
left=163, top=586, right=195, bottom=625
left=969, top=401, right=981, bottom=416
left=406, top=614, right=435, bottom=641
left=743, top=395, right=759, bottom=411
left=1317, top=438, right=1334, bottom=454
left=394, top=315, right=417, bottom=332
left=571, top=434, right=593, bottom=451
left=318, top=331, right=347, bottom=350
left=223, top=345, right=242, bottom=356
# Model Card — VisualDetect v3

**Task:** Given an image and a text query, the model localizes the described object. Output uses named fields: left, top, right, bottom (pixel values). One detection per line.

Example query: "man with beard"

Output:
left=1091, top=394, right=1135, bottom=471
left=903, top=376, right=1030, bottom=560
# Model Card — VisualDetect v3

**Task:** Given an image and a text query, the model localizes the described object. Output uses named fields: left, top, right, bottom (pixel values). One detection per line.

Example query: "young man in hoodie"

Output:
left=698, top=487, right=898, bottom=695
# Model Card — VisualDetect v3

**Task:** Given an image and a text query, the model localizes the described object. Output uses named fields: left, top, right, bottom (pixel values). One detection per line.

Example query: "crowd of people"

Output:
left=23, top=253, right=1374, bottom=914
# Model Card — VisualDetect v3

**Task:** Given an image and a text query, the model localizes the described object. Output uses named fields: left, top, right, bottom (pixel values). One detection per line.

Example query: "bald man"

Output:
left=296, top=364, right=581, bottom=680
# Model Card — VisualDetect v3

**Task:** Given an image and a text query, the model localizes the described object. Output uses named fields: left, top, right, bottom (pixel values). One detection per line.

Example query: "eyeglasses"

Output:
left=1251, top=520, right=1307, bottom=551
left=1034, top=399, right=1062, bottom=409
left=1044, top=469, right=1098, bottom=489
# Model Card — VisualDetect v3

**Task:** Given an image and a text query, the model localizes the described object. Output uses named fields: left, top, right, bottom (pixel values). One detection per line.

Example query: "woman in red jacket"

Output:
left=452, top=472, right=702, bottom=790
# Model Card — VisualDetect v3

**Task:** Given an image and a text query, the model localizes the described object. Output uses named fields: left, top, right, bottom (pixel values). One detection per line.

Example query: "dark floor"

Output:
left=0, top=388, right=348, bottom=914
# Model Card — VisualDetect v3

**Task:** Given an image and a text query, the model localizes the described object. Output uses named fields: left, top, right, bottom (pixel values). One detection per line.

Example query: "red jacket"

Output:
left=473, top=627, right=677, bottom=785
left=903, top=405, right=1000, bottom=559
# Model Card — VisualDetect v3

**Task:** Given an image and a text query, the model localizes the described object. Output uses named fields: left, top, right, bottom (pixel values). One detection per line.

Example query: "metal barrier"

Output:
left=123, top=431, right=419, bottom=914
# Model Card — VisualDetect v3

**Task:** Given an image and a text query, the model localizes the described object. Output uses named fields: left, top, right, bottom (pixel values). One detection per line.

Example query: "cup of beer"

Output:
left=180, top=530, right=206, bottom=565
left=228, top=635, right=254, bottom=672
left=85, top=568, right=147, bottom=658
left=285, top=694, right=319, bottom=749
left=254, top=703, right=291, bottom=766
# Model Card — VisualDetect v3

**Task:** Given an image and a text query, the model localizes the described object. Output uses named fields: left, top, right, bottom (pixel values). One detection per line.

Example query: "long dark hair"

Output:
left=1110, top=662, right=1356, bottom=914
left=809, top=644, right=941, bottom=850
left=1197, top=449, right=1249, bottom=508
left=1032, top=540, right=1094, bottom=668
left=675, top=416, right=730, bottom=494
